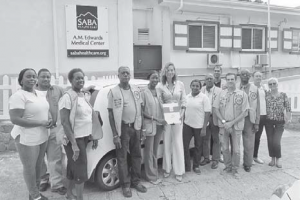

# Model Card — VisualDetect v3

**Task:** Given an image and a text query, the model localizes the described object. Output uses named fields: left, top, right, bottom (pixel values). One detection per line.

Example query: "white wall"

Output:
left=0, top=0, right=133, bottom=76
left=0, top=0, right=54, bottom=75
left=170, top=11, right=300, bottom=71
left=132, top=3, right=300, bottom=74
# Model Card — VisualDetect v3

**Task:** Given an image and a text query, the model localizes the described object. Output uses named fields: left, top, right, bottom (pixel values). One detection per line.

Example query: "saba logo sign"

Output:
left=76, top=5, right=98, bottom=31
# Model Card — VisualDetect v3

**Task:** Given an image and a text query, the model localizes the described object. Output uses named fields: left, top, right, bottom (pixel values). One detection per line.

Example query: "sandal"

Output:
left=268, top=161, right=275, bottom=167
left=163, top=172, right=170, bottom=178
left=175, top=175, right=183, bottom=182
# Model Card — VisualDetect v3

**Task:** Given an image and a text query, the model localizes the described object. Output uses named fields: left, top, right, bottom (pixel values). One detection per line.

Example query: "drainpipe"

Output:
left=176, top=0, right=184, bottom=12
left=52, top=0, right=59, bottom=79
left=267, top=0, right=272, bottom=78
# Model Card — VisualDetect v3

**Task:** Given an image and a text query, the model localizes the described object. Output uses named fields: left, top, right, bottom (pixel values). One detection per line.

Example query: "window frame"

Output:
left=240, top=25, right=266, bottom=53
left=291, top=28, right=300, bottom=53
left=187, top=21, right=219, bottom=52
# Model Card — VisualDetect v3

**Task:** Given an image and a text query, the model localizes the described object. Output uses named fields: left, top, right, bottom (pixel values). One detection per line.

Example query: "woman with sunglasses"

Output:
left=265, top=77, right=291, bottom=168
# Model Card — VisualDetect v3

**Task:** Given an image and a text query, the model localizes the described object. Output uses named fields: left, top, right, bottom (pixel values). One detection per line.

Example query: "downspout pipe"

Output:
left=176, top=0, right=184, bottom=12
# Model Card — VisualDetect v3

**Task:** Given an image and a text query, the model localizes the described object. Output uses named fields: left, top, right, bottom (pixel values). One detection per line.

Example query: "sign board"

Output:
left=163, top=103, right=181, bottom=124
left=65, top=5, right=109, bottom=57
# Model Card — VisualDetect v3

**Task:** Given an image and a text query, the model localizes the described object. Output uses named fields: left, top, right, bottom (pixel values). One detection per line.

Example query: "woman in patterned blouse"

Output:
left=265, top=77, right=291, bottom=168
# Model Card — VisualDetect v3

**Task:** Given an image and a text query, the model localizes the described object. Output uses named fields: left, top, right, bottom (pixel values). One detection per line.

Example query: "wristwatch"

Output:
left=221, top=120, right=226, bottom=124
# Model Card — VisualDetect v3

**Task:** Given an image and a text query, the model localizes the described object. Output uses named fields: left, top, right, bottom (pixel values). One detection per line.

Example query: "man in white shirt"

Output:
left=253, top=71, right=267, bottom=164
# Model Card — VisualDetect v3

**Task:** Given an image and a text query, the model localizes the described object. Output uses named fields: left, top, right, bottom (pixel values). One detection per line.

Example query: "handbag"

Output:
left=90, top=110, right=103, bottom=140
left=88, top=89, right=103, bottom=140
left=144, top=119, right=154, bottom=135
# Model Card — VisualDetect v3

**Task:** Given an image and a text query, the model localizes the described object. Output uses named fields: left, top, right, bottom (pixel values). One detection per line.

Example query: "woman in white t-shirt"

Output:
left=59, top=68, right=98, bottom=200
left=183, top=79, right=211, bottom=175
left=9, top=68, right=52, bottom=200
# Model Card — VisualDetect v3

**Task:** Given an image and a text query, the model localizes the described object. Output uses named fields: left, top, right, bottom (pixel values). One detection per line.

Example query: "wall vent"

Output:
left=138, top=28, right=149, bottom=41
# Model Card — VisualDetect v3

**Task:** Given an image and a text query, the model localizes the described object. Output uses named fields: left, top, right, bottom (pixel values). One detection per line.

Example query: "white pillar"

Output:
left=267, top=0, right=272, bottom=77
left=162, top=7, right=171, bottom=67
left=117, top=0, right=133, bottom=72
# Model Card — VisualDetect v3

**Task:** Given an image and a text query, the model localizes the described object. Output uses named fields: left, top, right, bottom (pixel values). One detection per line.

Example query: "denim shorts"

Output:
left=64, top=136, right=89, bottom=184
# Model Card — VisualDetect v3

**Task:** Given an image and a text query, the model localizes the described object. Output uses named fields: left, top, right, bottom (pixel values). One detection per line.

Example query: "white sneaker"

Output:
left=254, top=157, right=264, bottom=164
left=150, top=179, right=162, bottom=185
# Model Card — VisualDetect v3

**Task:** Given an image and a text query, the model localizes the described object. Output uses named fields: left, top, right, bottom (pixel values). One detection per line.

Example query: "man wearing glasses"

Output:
left=237, top=69, right=260, bottom=172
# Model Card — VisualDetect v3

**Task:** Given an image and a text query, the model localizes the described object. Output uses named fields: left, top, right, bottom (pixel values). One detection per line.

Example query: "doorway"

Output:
left=133, top=45, right=162, bottom=79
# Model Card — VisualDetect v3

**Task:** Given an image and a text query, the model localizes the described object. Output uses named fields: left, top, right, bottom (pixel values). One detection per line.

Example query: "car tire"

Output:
left=96, top=153, right=120, bottom=191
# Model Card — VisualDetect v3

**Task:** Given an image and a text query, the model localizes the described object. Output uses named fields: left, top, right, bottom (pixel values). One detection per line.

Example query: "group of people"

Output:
left=8, top=63, right=291, bottom=200
left=108, top=64, right=292, bottom=198
left=9, top=68, right=98, bottom=200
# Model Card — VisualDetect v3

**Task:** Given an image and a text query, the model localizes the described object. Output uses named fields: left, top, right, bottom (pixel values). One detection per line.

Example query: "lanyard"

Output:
left=167, top=83, right=175, bottom=96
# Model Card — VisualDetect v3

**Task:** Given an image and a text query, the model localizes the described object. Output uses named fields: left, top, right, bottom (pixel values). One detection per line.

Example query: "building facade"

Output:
left=1, top=0, right=300, bottom=81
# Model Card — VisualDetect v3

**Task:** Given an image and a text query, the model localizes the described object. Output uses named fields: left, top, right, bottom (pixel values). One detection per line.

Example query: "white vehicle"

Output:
left=84, top=79, right=164, bottom=191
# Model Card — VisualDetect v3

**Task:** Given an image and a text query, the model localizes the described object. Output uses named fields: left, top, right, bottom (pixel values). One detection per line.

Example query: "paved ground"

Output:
left=1, top=129, right=300, bottom=200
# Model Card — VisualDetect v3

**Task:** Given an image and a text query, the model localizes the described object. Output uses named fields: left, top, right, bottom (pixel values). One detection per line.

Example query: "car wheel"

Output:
left=96, top=153, right=120, bottom=191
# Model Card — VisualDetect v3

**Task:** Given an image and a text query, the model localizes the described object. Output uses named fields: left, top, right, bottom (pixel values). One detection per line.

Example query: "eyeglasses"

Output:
left=268, top=82, right=277, bottom=86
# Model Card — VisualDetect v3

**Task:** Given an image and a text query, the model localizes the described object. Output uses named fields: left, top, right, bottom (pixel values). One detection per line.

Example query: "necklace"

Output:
left=167, top=82, right=175, bottom=95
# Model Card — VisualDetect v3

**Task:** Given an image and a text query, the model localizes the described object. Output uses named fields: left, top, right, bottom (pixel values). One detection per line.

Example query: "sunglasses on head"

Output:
left=268, top=82, right=277, bottom=86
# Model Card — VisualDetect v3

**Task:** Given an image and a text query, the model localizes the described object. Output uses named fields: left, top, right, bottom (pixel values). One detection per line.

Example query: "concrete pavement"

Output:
left=0, top=129, right=300, bottom=200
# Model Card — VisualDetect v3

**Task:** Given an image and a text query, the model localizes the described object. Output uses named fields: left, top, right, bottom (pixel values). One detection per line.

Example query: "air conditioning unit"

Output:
left=207, top=53, right=222, bottom=67
left=256, top=54, right=268, bottom=65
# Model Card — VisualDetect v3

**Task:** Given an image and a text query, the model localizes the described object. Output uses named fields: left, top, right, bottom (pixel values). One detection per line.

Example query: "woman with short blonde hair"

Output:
left=265, top=77, right=291, bottom=168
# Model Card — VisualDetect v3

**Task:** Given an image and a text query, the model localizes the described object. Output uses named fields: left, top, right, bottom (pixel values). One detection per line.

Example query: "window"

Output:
left=188, top=24, right=218, bottom=51
left=292, top=29, right=300, bottom=52
left=241, top=27, right=265, bottom=51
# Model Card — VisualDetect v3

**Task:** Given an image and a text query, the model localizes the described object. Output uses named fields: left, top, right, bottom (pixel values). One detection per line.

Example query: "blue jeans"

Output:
left=220, top=128, right=242, bottom=171
left=15, top=135, right=48, bottom=199
left=204, top=116, right=220, bottom=161
left=116, top=124, right=142, bottom=188
left=242, top=116, right=255, bottom=167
